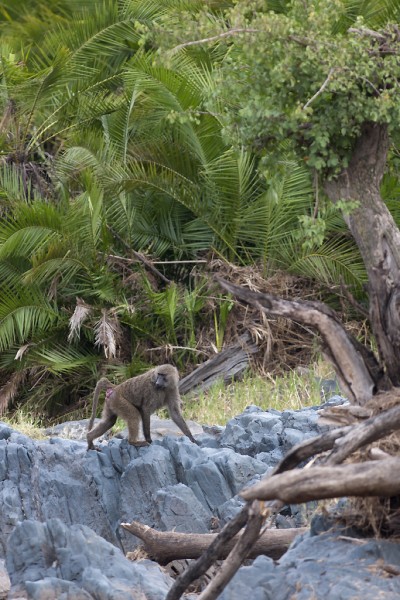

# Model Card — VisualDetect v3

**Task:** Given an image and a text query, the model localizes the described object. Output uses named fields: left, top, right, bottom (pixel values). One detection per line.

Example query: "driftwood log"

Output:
left=241, top=459, right=400, bottom=503
left=121, top=519, right=306, bottom=564
left=179, top=333, right=258, bottom=396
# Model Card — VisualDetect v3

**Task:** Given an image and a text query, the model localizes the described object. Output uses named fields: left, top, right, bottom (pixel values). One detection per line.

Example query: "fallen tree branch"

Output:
left=179, top=333, right=258, bottom=396
left=274, top=393, right=400, bottom=473
left=164, top=503, right=250, bottom=600
left=216, top=277, right=380, bottom=404
left=241, top=458, right=400, bottom=504
left=272, top=424, right=353, bottom=474
left=121, top=519, right=305, bottom=564
left=325, top=399, right=400, bottom=465
left=198, top=501, right=265, bottom=600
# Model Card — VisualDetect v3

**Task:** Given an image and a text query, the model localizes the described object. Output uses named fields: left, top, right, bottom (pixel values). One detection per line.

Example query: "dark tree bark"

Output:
left=325, top=122, right=400, bottom=387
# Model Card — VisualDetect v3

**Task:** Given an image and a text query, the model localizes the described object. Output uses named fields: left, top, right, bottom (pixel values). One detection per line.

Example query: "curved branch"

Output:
left=216, top=276, right=377, bottom=404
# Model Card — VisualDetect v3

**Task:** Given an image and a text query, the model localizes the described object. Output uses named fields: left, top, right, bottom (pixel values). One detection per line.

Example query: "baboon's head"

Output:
left=153, top=365, right=178, bottom=390
left=154, top=371, right=168, bottom=389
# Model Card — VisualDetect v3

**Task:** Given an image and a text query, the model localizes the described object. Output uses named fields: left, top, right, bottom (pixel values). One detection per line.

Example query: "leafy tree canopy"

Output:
left=207, top=0, right=400, bottom=174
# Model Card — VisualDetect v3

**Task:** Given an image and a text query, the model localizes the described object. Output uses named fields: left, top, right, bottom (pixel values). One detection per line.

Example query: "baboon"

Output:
left=87, top=364, right=197, bottom=450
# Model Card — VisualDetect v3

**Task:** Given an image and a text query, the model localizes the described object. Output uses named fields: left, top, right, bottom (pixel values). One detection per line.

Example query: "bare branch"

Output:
left=348, top=27, right=387, bottom=42
left=107, top=227, right=171, bottom=284
left=326, top=397, right=400, bottom=465
left=198, top=501, right=265, bottom=600
left=216, top=276, right=377, bottom=404
left=164, top=504, right=250, bottom=600
left=170, top=28, right=259, bottom=53
left=241, top=458, right=400, bottom=504
left=303, top=68, right=335, bottom=110
left=121, top=520, right=305, bottom=564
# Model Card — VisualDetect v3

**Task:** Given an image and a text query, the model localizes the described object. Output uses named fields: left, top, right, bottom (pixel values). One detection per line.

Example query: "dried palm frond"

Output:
left=0, top=371, right=27, bottom=414
left=94, top=308, right=123, bottom=359
left=68, top=298, right=93, bottom=342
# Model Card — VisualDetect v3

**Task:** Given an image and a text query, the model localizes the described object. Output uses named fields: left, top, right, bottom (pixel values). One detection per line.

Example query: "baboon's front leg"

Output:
left=139, top=407, right=153, bottom=444
left=168, top=405, right=198, bottom=444
left=87, top=412, right=117, bottom=450
left=113, top=399, right=148, bottom=446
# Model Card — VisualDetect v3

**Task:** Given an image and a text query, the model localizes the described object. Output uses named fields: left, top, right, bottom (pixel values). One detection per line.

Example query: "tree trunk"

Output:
left=325, top=122, right=400, bottom=387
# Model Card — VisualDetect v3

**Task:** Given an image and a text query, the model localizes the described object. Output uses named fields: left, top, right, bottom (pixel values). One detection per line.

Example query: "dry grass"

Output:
left=182, top=359, right=336, bottom=426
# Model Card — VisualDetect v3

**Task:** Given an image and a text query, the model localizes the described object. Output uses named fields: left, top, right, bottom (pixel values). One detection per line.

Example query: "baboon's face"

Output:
left=154, top=372, right=168, bottom=389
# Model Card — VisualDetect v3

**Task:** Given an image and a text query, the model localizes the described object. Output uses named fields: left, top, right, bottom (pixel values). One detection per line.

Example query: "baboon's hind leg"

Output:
left=87, top=407, right=117, bottom=451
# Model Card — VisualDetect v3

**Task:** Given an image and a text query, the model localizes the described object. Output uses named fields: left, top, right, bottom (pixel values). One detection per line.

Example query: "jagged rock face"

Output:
left=219, top=527, right=400, bottom=600
left=6, top=399, right=397, bottom=599
left=0, top=404, right=326, bottom=559
left=6, top=518, right=172, bottom=600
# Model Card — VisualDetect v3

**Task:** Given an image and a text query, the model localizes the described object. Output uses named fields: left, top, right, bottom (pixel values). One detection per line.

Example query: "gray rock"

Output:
left=3, top=400, right=400, bottom=600
left=0, top=419, right=270, bottom=557
left=45, top=416, right=204, bottom=442
left=0, top=559, right=10, bottom=599
left=219, top=529, right=400, bottom=600
left=6, top=518, right=172, bottom=599
left=219, top=405, right=326, bottom=458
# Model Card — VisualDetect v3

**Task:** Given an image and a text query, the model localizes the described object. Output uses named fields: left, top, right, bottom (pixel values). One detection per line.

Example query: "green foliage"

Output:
left=183, top=361, right=330, bottom=425
left=216, top=0, right=400, bottom=174
left=0, top=0, right=392, bottom=418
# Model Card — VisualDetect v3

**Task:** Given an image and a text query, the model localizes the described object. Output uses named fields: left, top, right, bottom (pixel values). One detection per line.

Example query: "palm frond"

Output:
left=0, top=287, right=59, bottom=352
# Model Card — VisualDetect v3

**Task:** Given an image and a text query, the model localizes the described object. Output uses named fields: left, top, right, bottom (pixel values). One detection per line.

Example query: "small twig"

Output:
left=107, top=228, right=171, bottom=284
left=348, top=27, right=387, bottom=42
left=303, top=68, right=335, bottom=110
left=108, top=255, right=207, bottom=265
left=313, top=171, right=319, bottom=219
left=144, top=345, right=208, bottom=355
left=339, top=276, right=369, bottom=318
left=337, top=536, right=367, bottom=545
left=170, top=28, right=259, bottom=53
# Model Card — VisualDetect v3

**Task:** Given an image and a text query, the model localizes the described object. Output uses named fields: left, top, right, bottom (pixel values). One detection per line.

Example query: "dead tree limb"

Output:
left=241, top=458, right=400, bottom=504
left=272, top=424, right=353, bottom=474
left=216, top=276, right=386, bottom=404
left=274, top=396, right=400, bottom=474
left=179, top=333, right=258, bottom=395
left=121, top=520, right=305, bottom=564
left=198, top=501, right=265, bottom=600
left=164, top=503, right=250, bottom=600
left=325, top=400, right=400, bottom=465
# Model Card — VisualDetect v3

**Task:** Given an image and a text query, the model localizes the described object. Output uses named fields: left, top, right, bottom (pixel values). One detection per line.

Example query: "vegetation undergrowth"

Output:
left=4, top=412, right=46, bottom=440
left=2, top=360, right=337, bottom=434
left=182, top=360, right=337, bottom=426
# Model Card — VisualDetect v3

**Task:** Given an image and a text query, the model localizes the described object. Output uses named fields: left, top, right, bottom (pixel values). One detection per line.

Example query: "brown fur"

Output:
left=87, top=364, right=197, bottom=450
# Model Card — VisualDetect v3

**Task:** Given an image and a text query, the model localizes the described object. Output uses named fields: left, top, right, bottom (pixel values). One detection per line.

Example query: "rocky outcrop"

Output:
left=0, top=403, right=330, bottom=559
left=219, top=517, right=400, bottom=600
left=6, top=518, right=172, bottom=600
left=5, top=396, right=396, bottom=599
